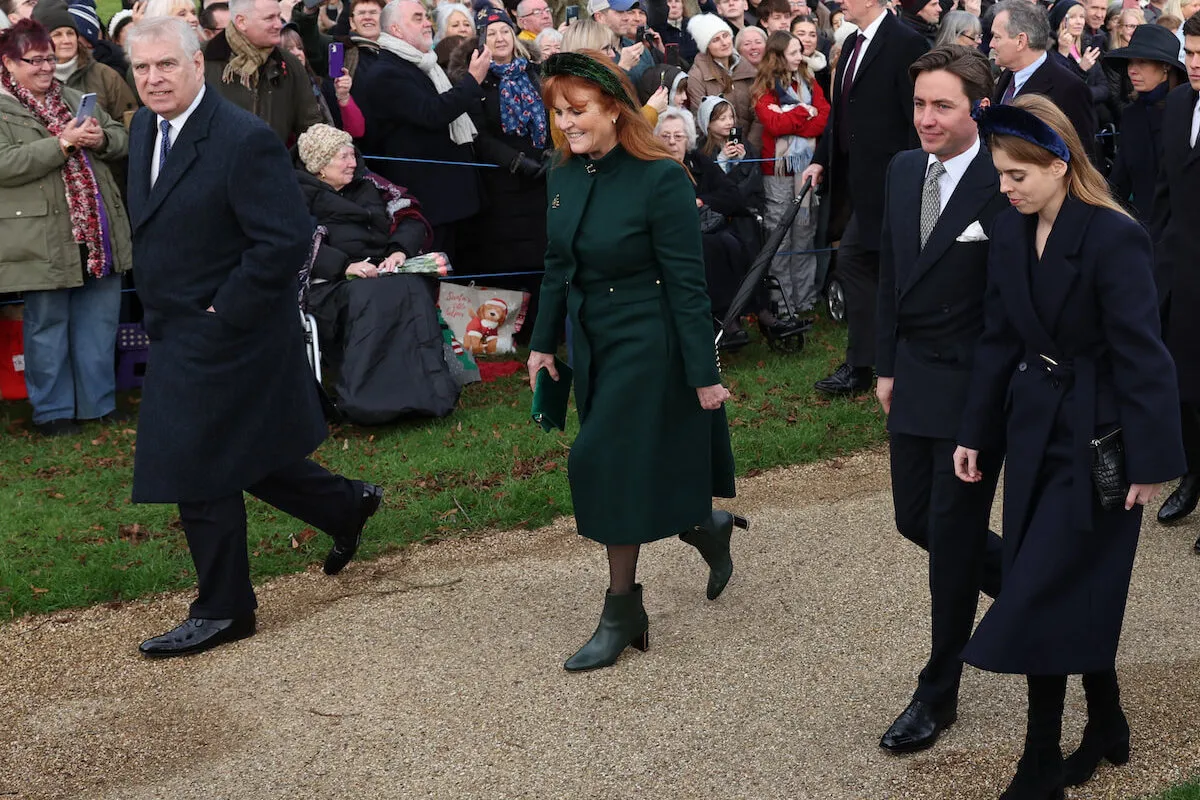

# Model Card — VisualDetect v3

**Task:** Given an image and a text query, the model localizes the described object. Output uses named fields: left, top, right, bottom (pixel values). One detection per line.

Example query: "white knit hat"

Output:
left=697, top=95, right=731, bottom=135
left=687, top=13, right=732, bottom=56
left=107, top=8, right=133, bottom=39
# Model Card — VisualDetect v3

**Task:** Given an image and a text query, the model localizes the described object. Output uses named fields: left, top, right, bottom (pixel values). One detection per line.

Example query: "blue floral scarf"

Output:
left=491, top=59, right=548, bottom=149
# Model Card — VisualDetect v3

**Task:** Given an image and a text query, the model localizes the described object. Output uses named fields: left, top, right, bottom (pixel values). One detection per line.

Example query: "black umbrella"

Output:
left=716, top=177, right=814, bottom=345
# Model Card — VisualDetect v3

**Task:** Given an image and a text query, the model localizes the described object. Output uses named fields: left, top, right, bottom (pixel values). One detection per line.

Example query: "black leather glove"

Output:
left=511, top=152, right=549, bottom=180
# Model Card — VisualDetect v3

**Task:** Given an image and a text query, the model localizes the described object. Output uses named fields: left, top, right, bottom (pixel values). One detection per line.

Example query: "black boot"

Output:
left=563, top=585, right=649, bottom=672
left=679, top=511, right=749, bottom=600
left=1063, top=670, right=1131, bottom=786
left=1158, top=474, right=1200, bottom=524
left=1000, top=675, right=1067, bottom=800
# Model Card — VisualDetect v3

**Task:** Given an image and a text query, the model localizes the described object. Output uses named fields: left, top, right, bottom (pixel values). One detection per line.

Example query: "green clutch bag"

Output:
left=531, top=357, right=573, bottom=432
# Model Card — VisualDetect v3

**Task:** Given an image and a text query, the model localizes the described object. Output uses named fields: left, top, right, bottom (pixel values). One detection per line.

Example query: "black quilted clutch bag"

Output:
left=1090, top=429, right=1128, bottom=512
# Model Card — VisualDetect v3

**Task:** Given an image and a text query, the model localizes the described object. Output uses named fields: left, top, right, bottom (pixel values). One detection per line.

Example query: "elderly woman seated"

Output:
left=653, top=107, right=802, bottom=349
left=295, top=124, right=459, bottom=422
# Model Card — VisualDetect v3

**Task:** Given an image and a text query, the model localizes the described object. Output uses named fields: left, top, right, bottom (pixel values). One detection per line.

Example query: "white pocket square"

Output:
left=956, top=221, right=988, bottom=242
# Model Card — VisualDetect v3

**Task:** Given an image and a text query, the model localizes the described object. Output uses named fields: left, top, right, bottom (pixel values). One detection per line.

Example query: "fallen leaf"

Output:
left=30, top=586, right=48, bottom=595
left=290, top=527, right=319, bottom=549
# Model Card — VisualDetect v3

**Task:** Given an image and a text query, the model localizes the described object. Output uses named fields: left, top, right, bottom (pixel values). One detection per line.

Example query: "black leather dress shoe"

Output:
left=323, top=482, right=384, bottom=576
left=814, top=362, right=873, bottom=396
left=139, top=614, right=256, bottom=658
left=1158, top=474, right=1200, bottom=524
left=880, top=699, right=957, bottom=753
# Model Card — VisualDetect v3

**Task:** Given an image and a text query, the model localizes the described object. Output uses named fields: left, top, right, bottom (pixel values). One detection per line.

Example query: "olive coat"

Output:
left=957, top=199, right=1184, bottom=674
left=127, top=89, right=326, bottom=503
left=65, top=47, right=138, bottom=128
left=0, top=85, right=132, bottom=294
left=529, top=147, right=736, bottom=546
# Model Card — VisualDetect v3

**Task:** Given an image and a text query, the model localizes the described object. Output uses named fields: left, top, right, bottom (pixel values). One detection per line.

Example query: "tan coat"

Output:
left=686, top=50, right=757, bottom=131
left=0, top=86, right=133, bottom=293
left=64, top=48, right=138, bottom=129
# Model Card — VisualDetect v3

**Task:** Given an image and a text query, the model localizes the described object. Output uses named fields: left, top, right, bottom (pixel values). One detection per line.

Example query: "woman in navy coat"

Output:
left=954, top=96, right=1185, bottom=799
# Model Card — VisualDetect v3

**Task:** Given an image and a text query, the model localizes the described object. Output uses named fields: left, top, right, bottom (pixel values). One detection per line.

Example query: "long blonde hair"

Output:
left=990, top=94, right=1131, bottom=219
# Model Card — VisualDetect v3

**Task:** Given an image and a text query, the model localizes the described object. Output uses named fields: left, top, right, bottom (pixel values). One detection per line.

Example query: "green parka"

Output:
left=0, top=84, right=133, bottom=293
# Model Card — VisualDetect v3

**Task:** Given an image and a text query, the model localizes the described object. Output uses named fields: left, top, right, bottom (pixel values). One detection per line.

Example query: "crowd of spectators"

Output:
left=1, top=0, right=1199, bottom=431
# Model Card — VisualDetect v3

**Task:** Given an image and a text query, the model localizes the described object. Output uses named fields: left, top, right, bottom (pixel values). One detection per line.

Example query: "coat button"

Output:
left=941, top=305, right=950, bottom=313
left=14, top=211, right=20, bottom=216
left=1018, top=361, right=1027, bottom=372
left=609, top=287, right=614, bottom=292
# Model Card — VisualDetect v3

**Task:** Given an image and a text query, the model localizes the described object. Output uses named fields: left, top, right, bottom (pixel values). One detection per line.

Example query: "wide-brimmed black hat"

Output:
left=1103, top=23, right=1186, bottom=76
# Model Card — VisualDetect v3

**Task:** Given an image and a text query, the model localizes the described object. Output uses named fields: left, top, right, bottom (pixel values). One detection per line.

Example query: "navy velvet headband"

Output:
left=971, top=103, right=1071, bottom=163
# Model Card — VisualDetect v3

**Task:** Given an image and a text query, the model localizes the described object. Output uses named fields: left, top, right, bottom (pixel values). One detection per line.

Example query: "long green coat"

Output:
left=0, top=86, right=132, bottom=294
left=529, top=146, right=736, bottom=546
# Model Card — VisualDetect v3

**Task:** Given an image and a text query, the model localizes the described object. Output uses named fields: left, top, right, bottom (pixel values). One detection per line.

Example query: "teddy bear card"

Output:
left=437, top=283, right=531, bottom=356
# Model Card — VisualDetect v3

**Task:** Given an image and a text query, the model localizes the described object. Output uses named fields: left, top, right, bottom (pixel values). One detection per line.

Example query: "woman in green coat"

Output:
left=0, top=20, right=132, bottom=436
left=527, top=52, right=742, bottom=673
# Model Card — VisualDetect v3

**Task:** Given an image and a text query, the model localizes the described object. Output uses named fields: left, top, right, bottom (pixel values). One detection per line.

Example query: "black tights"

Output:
left=1025, top=674, right=1067, bottom=754
left=606, top=544, right=640, bottom=594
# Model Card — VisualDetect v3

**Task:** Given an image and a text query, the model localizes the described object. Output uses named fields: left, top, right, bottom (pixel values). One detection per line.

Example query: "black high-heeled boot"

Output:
left=679, top=511, right=749, bottom=600
left=1063, top=670, right=1131, bottom=786
left=563, top=584, right=649, bottom=672
left=1000, top=675, right=1067, bottom=800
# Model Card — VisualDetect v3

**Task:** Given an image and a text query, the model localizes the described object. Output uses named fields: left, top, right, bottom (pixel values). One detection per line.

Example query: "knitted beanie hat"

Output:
left=108, top=8, right=134, bottom=39
left=32, top=0, right=77, bottom=34
left=68, top=0, right=101, bottom=45
left=297, top=124, right=354, bottom=175
left=697, top=95, right=731, bottom=134
left=687, top=13, right=732, bottom=56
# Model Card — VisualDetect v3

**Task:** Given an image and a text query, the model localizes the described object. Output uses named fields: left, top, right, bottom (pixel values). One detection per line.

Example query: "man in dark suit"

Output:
left=356, top=0, right=491, bottom=258
left=875, top=45, right=1008, bottom=753
left=990, top=0, right=1096, bottom=148
left=1151, top=14, right=1200, bottom=538
left=123, top=17, right=383, bottom=658
left=802, top=0, right=928, bottom=396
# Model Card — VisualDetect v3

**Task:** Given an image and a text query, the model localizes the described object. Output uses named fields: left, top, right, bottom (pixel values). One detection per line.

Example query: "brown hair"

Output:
left=1186, top=12, right=1200, bottom=36
left=990, top=94, right=1130, bottom=218
left=750, top=31, right=813, bottom=102
left=700, top=100, right=734, bottom=156
left=541, top=50, right=677, bottom=164
left=908, top=44, right=995, bottom=105
left=1156, top=14, right=1182, bottom=28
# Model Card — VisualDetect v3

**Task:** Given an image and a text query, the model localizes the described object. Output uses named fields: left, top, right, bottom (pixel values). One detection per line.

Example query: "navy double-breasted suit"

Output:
left=127, top=87, right=326, bottom=504
left=958, top=198, right=1184, bottom=674
left=875, top=145, right=1008, bottom=709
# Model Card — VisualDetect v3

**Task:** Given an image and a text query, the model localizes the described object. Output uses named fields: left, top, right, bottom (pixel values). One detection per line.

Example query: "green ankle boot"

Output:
left=564, top=584, right=649, bottom=672
left=679, top=511, right=749, bottom=600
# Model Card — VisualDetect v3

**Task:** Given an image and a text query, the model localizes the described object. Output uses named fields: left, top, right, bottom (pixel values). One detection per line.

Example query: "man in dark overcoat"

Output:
left=1150, top=14, right=1200, bottom=538
left=355, top=0, right=491, bottom=258
left=875, top=45, right=1009, bottom=755
left=990, top=0, right=1097, bottom=150
left=123, top=17, right=382, bottom=658
left=802, top=0, right=928, bottom=396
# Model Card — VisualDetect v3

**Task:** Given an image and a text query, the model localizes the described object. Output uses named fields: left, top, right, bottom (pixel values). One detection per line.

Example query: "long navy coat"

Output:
left=957, top=198, right=1184, bottom=674
left=1151, top=84, right=1200, bottom=404
left=127, top=88, right=326, bottom=503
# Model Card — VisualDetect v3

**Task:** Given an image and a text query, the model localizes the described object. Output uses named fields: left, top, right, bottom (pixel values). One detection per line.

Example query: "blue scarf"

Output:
left=491, top=59, right=548, bottom=149
left=773, top=77, right=814, bottom=176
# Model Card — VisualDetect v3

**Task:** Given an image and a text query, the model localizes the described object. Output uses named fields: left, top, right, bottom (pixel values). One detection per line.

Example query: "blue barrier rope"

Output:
left=362, top=155, right=503, bottom=168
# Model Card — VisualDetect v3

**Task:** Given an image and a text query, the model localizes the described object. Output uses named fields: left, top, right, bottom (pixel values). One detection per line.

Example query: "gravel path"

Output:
left=3, top=450, right=1199, bottom=800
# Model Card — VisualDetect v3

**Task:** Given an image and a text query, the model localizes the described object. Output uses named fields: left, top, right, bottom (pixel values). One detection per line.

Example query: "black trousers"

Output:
left=1181, top=402, right=1200, bottom=473
left=889, top=432, right=1004, bottom=709
left=836, top=213, right=880, bottom=369
left=178, top=459, right=359, bottom=619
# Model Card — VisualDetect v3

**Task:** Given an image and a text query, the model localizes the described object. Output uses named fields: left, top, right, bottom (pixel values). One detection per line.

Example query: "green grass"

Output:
left=1151, top=782, right=1200, bottom=799
left=96, top=0, right=124, bottom=26
left=0, top=316, right=885, bottom=619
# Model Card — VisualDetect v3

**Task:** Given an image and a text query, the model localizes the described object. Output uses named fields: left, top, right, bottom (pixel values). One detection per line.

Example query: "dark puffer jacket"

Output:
left=296, top=167, right=429, bottom=282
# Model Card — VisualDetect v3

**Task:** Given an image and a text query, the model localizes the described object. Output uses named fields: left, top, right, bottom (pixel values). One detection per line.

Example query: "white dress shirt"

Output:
left=927, top=135, right=981, bottom=214
left=1191, top=95, right=1200, bottom=149
left=1011, top=51, right=1048, bottom=97
left=151, top=85, right=206, bottom=187
left=850, top=10, right=888, bottom=82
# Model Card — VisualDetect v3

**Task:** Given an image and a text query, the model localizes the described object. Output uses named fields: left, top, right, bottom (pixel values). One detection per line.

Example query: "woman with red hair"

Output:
left=526, top=51, right=743, bottom=672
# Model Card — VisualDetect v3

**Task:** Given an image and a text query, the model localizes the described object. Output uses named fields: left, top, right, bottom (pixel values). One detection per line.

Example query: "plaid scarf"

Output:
left=1, top=70, right=106, bottom=278
left=222, top=22, right=272, bottom=90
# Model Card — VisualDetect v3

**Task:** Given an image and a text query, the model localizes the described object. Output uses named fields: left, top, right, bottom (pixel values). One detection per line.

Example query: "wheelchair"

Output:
left=298, top=226, right=327, bottom=384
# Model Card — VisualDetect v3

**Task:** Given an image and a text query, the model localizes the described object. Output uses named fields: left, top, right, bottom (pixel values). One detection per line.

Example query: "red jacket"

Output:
left=753, top=78, right=830, bottom=177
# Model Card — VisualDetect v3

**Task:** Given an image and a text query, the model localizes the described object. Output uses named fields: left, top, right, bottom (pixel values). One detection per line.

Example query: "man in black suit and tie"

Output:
left=803, top=0, right=928, bottom=397
left=123, top=17, right=383, bottom=658
left=874, top=45, right=1009, bottom=754
left=990, top=0, right=1096, bottom=149
left=1151, top=14, right=1200, bottom=538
